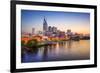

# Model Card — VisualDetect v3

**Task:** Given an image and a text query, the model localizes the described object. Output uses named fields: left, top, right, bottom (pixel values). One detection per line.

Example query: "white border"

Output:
left=16, top=4, right=94, bottom=69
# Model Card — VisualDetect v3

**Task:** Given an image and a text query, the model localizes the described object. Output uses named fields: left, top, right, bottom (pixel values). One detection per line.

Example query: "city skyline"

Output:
left=21, top=10, right=90, bottom=34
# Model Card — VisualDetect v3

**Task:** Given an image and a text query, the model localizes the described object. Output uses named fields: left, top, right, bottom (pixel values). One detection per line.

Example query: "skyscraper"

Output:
left=32, top=28, right=35, bottom=35
left=43, top=17, right=48, bottom=36
left=48, top=26, right=52, bottom=32
left=43, top=17, right=48, bottom=32
left=52, top=26, right=57, bottom=32
left=67, top=29, right=72, bottom=37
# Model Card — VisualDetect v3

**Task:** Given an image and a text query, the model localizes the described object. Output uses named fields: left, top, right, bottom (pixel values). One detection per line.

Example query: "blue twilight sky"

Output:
left=21, top=10, right=90, bottom=34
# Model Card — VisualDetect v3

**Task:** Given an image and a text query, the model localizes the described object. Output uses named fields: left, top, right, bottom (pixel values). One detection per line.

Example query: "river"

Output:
left=21, top=40, right=90, bottom=63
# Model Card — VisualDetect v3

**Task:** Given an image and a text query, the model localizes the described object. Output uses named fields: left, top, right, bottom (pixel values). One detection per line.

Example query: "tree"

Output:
left=26, top=39, right=38, bottom=48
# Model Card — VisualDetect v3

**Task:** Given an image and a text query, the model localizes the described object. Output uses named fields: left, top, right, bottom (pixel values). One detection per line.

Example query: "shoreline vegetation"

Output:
left=21, top=37, right=90, bottom=53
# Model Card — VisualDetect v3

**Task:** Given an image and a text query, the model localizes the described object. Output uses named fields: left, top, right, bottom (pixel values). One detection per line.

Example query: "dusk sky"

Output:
left=21, top=10, right=90, bottom=34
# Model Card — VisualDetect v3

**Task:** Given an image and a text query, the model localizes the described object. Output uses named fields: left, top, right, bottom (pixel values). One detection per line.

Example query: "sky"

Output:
left=21, top=10, right=90, bottom=34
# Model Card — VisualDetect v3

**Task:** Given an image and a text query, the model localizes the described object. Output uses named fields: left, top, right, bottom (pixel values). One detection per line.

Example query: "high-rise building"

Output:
left=67, top=29, right=71, bottom=33
left=54, top=27, right=57, bottom=32
left=67, top=29, right=72, bottom=37
left=48, top=26, right=52, bottom=32
left=32, top=28, right=35, bottom=35
left=52, top=26, right=57, bottom=32
left=43, top=17, right=48, bottom=32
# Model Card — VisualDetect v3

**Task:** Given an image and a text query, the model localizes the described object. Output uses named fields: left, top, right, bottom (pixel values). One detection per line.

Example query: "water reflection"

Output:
left=22, top=40, right=90, bottom=63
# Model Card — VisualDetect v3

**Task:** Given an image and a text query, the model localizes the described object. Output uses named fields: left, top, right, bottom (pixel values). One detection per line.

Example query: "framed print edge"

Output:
left=10, top=1, right=97, bottom=73
left=11, top=1, right=16, bottom=72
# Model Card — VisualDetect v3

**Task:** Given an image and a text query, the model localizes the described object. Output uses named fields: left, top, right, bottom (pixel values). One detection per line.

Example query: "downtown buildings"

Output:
left=43, top=17, right=66, bottom=38
left=21, top=17, right=90, bottom=43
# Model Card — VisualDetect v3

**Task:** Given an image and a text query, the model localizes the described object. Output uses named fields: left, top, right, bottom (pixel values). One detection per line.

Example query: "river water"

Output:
left=21, top=40, right=90, bottom=63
